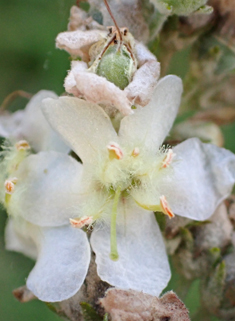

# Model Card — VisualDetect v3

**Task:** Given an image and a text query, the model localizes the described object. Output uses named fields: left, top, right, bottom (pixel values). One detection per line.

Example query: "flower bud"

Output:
left=150, top=0, right=213, bottom=16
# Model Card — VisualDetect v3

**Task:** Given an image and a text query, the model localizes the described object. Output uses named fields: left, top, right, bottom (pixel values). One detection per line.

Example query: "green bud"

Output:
left=150, top=0, right=213, bottom=16
left=96, top=44, right=133, bottom=90
left=80, top=302, right=103, bottom=321
left=201, top=261, right=226, bottom=313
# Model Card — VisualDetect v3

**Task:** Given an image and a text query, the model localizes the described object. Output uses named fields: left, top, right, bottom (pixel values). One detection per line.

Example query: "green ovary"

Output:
left=96, top=45, right=132, bottom=90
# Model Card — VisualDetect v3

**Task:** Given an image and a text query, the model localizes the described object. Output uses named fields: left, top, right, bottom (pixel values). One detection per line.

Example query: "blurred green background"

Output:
left=0, top=1, right=233, bottom=320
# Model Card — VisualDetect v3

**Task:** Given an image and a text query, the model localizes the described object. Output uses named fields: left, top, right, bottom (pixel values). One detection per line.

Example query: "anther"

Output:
left=4, top=177, right=17, bottom=195
left=108, top=26, right=113, bottom=35
left=107, top=142, right=123, bottom=160
left=70, top=216, right=93, bottom=229
left=161, top=149, right=175, bottom=168
left=15, top=140, right=30, bottom=151
left=160, top=195, right=175, bottom=219
left=123, top=28, right=128, bottom=36
left=131, top=147, right=140, bottom=157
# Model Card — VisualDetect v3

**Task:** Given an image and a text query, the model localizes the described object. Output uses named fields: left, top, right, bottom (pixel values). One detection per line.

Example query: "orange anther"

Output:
left=4, top=178, right=17, bottom=194
left=107, top=142, right=123, bottom=160
left=160, top=195, right=174, bottom=219
left=70, top=216, right=93, bottom=228
left=161, top=149, right=175, bottom=168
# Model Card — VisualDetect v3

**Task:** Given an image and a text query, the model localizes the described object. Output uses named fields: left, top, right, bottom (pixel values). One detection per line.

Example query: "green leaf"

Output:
left=103, top=313, right=109, bottom=321
left=185, top=220, right=211, bottom=229
left=80, top=302, right=103, bottom=321
left=79, top=1, right=90, bottom=12
left=45, top=303, right=69, bottom=320
left=154, top=212, right=166, bottom=232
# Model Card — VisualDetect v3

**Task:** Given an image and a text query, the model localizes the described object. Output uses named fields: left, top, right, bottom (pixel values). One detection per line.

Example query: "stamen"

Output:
left=110, top=185, right=122, bottom=261
left=161, top=149, right=175, bottom=168
left=160, top=195, right=175, bottom=219
left=5, top=178, right=17, bottom=195
left=107, top=142, right=123, bottom=160
left=70, top=216, right=93, bottom=229
left=131, top=147, right=140, bottom=157
left=4, top=177, right=17, bottom=206
left=15, top=140, right=30, bottom=151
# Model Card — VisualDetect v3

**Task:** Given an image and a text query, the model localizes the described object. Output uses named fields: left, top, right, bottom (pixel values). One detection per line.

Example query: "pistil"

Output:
left=110, top=185, right=122, bottom=261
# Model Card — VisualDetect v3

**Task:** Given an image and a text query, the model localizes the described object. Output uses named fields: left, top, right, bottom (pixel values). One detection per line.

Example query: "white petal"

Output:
left=27, top=225, right=90, bottom=302
left=56, top=29, right=106, bottom=62
left=71, top=71, right=133, bottom=116
left=42, top=96, right=118, bottom=164
left=91, top=206, right=170, bottom=296
left=119, top=75, right=183, bottom=150
left=5, top=217, right=37, bottom=260
left=64, top=61, right=88, bottom=97
left=0, top=110, right=24, bottom=138
left=8, top=151, right=83, bottom=226
left=135, top=42, right=158, bottom=66
left=124, top=60, right=160, bottom=106
left=19, top=90, right=69, bottom=153
left=161, top=138, right=235, bottom=220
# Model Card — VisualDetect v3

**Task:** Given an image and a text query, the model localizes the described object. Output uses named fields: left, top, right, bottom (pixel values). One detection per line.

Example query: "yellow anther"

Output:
left=131, top=147, right=140, bottom=157
left=15, top=140, right=30, bottom=151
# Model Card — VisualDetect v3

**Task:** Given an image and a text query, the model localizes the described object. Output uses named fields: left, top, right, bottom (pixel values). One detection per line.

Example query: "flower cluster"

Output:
left=1, top=2, right=235, bottom=306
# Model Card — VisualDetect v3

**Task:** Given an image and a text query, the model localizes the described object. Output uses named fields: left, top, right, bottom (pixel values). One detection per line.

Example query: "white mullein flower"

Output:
left=42, top=74, right=235, bottom=296
left=0, top=91, right=90, bottom=302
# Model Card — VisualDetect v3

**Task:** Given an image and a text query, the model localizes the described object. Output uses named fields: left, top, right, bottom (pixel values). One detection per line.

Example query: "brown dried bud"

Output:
left=13, top=286, right=36, bottom=303
left=209, top=0, right=235, bottom=37
left=100, top=288, right=190, bottom=321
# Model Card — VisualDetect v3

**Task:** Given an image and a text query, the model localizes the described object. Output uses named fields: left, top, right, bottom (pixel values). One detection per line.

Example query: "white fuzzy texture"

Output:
left=124, top=60, right=160, bottom=106
left=59, top=28, right=160, bottom=114
left=56, top=29, right=106, bottom=62
left=65, top=70, right=133, bottom=116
